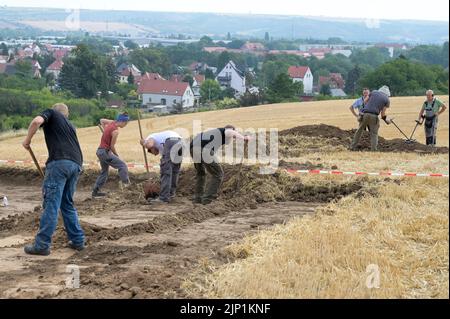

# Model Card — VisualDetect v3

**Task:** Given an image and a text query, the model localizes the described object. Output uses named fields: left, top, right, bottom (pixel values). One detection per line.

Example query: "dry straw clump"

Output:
left=188, top=177, right=448, bottom=299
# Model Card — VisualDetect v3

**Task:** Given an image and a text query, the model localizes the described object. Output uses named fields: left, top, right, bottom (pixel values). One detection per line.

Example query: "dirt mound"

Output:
left=280, top=124, right=449, bottom=156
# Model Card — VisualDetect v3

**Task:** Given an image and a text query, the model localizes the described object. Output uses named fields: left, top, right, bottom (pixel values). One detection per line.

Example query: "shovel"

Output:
left=28, top=146, right=45, bottom=178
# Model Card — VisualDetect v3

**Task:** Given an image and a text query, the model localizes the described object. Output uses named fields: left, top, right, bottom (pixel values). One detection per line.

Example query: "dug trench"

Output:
left=0, top=163, right=374, bottom=299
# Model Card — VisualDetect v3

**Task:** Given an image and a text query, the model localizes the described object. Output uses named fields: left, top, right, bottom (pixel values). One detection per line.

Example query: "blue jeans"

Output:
left=34, top=160, right=85, bottom=250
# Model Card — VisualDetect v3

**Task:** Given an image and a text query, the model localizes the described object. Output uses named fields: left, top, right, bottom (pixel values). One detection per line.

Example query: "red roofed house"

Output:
left=135, top=72, right=165, bottom=85
left=203, top=47, right=227, bottom=54
left=319, top=73, right=345, bottom=90
left=288, top=66, right=313, bottom=94
left=46, top=59, right=64, bottom=79
left=170, top=74, right=184, bottom=83
left=138, top=79, right=194, bottom=109
left=118, top=64, right=141, bottom=84
left=241, top=42, right=266, bottom=52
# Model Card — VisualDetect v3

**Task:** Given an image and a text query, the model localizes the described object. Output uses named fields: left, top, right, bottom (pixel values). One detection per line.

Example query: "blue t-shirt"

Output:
left=352, top=97, right=365, bottom=112
left=40, top=109, right=83, bottom=167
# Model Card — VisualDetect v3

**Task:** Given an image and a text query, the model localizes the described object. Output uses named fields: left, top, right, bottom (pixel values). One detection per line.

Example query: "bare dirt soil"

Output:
left=0, top=125, right=440, bottom=299
left=280, top=124, right=449, bottom=157
left=0, top=164, right=364, bottom=299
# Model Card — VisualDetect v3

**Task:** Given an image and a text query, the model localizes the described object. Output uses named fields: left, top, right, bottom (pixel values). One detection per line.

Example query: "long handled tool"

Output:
left=137, top=111, right=150, bottom=176
left=234, top=140, right=248, bottom=193
left=408, top=119, right=422, bottom=142
left=391, top=119, right=414, bottom=143
left=28, top=146, right=44, bottom=178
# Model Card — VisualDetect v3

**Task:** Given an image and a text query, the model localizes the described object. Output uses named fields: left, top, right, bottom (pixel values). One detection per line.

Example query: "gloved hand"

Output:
left=382, top=116, right=393, bottom=125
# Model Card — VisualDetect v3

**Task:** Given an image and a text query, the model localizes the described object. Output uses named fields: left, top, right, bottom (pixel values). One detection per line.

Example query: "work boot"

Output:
left=92, top=189, right=107, bottom=198
left=201, top=199, right=214, bottom=206
left=148, top=198, right=169, bottom=205
left=192, top=196, right=202, bottom=204
left=68, top=241, right=85, bottom=252
left=24, top=245, right=50, bottom=256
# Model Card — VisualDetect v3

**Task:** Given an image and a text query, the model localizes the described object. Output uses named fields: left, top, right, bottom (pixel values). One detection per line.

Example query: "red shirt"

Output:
left=99, top=122, right=118, bottom=150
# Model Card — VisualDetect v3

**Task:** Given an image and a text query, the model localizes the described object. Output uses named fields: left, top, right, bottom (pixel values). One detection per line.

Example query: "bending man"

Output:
left=190, top=125, right=251, bottom=205
left=350, top=86, right=393, bottom=151
left=92, top=113, right=130, bottom=197
left=141, top=130, right=183, bottom=204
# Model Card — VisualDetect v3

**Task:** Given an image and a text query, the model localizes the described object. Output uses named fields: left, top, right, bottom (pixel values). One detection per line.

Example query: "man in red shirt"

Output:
left=92, top=113, right=130, bottom=197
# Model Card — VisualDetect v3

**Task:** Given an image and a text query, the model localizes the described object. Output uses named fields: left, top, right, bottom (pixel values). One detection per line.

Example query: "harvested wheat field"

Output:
left=0, top=97, right=448, bottom=299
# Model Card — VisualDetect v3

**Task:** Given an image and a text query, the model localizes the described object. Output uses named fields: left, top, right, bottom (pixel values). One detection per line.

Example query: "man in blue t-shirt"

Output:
left=349, top=88, right=370, bottom=122
left=22, top=103, right=85, bottom=256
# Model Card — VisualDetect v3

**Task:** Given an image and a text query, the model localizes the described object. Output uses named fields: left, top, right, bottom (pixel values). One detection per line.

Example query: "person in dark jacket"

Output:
left=22, top=103, right=85, bottom=256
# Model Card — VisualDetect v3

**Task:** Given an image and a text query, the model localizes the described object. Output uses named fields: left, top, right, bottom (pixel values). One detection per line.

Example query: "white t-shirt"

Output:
left=146, top=130, right=181, bottom=152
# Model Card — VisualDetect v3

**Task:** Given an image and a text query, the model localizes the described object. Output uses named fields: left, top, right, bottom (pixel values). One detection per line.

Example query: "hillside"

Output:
left=0, top=7, right=448, bottom=42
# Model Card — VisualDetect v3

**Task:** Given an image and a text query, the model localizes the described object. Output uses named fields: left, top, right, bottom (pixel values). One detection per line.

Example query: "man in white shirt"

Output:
left=140, top=130, right=183, bottom=204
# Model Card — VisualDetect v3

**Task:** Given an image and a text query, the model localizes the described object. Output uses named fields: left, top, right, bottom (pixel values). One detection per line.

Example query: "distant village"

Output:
left=0, top=37, right=413, bottom=114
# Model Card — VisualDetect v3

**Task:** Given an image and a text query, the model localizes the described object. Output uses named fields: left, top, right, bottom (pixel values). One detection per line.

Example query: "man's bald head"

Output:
left=52, top=103, right=69, bottom=118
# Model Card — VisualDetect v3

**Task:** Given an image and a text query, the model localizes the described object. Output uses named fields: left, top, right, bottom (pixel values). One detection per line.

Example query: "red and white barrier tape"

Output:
left=286, top=169, right=449, bottom=178
left=0, top=159, right=448, bottom=178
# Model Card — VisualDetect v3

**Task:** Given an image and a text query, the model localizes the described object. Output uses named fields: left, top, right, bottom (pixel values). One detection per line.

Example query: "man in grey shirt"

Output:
left=350, top=85, right=393, bottom=151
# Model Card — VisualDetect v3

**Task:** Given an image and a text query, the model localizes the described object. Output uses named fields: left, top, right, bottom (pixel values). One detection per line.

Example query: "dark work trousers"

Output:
left=93, top=148, right=129, bottom=192
left=159, top=138, right=183, bottom=202
left=191, top=147, right=224, bottom=202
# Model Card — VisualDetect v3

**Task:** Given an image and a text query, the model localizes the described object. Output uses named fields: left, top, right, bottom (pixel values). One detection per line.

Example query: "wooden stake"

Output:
left=137, top=111, right=150, bottom=175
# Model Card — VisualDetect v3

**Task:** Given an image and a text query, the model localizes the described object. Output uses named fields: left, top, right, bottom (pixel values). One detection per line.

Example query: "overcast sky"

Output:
left=0, top=0, right=449, bottom=21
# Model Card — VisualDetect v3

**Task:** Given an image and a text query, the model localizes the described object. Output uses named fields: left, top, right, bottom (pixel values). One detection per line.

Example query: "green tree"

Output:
left=227, top=40, right=246, bottom=49
left=59, top=44, right=117, bottom=98
left=205, top=68, right=215, bottom=80
left=217, top=51, right=232, bottom=71
left=359, top=57, right=448, bottom=96
left=124, top=39, right=139, bottom=50
left=127, top=73, right=135, bottom=85
left=200, top=79, right=222, bottom=102
left=183, top=74, right=194, bottom=86
left=264, top=32, right=270, bottom=42
left=350, top=47, right=391, bottom=69
left=265, top=73, right=302, bottom=104
left=260, top=61, right=289, bottom=87
left=320, top=84, right=332, bottom=96
left=0, top=43, right=8, bottom=56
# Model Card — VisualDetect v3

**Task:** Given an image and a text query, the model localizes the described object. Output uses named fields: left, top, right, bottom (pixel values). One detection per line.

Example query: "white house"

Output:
left=117, top=63, right=141, bottom=84
left=138, top=79, right=195, bottom=109
left=192, top=74, right=205, bottom=106
left=46, top=59, right=64, bottom=80
left=288, top=66, right=314, bottom=95
left=216, top=61, right=246, bottom=95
